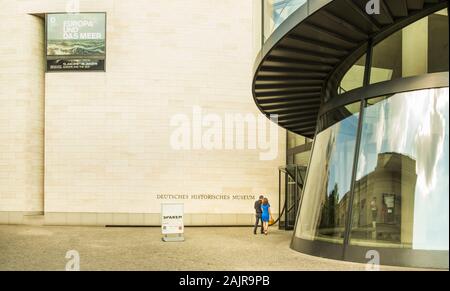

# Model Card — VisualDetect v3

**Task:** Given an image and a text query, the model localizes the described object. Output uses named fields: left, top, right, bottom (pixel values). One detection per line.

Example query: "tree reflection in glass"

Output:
left=296, top=103, right=359, bottom=243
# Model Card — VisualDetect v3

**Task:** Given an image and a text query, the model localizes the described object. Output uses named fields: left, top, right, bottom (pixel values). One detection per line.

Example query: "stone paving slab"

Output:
left=0, top=225, right=431, bottom=271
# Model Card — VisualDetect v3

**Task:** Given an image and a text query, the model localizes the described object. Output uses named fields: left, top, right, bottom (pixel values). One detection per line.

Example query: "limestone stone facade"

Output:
left=0, top=0, right=285, bottom=226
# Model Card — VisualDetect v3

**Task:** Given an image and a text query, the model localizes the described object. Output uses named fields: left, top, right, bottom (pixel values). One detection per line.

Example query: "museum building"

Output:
left=0, top=0, right=286, bottom=227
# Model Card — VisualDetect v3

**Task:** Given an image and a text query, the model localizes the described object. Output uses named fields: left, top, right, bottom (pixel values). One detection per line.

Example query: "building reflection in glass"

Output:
left=350, top=152, right=417, bottom=247
left=295, top=88, right=449, bottom=252
left=350, top=88, right=449, bottom=250
left=295, top=103, right=359, bottom=243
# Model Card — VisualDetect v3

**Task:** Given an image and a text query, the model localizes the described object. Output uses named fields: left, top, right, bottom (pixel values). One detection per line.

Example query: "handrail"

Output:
left=270, top=194, right=301, bottom=226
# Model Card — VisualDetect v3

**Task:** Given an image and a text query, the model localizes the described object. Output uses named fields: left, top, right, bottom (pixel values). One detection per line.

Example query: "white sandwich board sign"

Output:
left=161, top=203, right=184, bottom=242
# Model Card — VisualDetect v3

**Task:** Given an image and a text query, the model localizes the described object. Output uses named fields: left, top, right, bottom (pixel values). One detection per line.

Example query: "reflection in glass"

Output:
left=339, top=54, right=366, bottom=94
left=287, top=131, right=309, bottom=149
left=295, top=103, right=360, bottom=243
left=287, top=131, right=312, bottom=169
left=350, top=88, right=449, bottom=251
left=294, top=151, right=310, bottom=167
left=317, top=101, right=361, bottom=132
left=263, top=0, right=307, bottom=41
left=370, top=9, right=448, bottom=84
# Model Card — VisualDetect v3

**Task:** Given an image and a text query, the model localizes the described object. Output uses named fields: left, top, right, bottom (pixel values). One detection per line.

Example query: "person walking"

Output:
left=253, top=195, right=264, bottom=234
left=261, top=198, right=273, bottom=235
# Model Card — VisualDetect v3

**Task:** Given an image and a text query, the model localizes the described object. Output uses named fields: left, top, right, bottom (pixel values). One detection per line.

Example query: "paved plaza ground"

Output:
left=0, top=225, right=428, bottom=271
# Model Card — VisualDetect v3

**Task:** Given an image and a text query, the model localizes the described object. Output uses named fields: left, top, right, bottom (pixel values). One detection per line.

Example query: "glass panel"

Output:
left=350, top=88, right=449, bottom=251
left=428, top=9, right=449, bottom=73
left=294, top=151, right=310, bottom=167
left=339, top=54, right=366, bottom=94
left=366, top=95, right=391, bottom=106
left=318, top=101, right=361, bottom=132
left=295, top=102, right=360, bottom=243
left=286, top=172, right=297, bottom=229
left=263, top=0, right=308, bottom=42
left=287, top=131, right=307, bottom=149
left=370, top=9, right=449, bottom=84
left=287, top=131, right=311, bottom=166
left=279, top=170, right=287, bottom=227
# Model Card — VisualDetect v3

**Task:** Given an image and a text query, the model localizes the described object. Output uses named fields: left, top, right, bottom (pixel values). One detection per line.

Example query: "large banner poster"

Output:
left=46, top=13, right=106, bottom=72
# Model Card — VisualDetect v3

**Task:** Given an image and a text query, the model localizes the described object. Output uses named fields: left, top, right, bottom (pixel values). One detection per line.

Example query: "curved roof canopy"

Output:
left=252, top=0, right=448, bottom=138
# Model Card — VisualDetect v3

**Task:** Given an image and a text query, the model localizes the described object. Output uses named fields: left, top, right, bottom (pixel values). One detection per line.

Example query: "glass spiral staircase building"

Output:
left=253, top=0, right=449, bottom=269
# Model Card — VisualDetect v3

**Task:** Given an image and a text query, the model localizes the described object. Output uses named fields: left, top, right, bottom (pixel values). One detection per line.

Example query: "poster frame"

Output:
left=45, top=11, right=107, bottom=73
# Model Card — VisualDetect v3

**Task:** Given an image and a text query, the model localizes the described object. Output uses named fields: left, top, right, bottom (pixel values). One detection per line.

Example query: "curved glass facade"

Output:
left=253, top=0, right=450, bottom=268
left=338, top=8, right=449, bottom=94
left=294, top=87, right=449, bottom=267
left=370, top=9, right=449, bottom=85
left=263, top=0, right=308, bottom=42
left=293, top=7, right=449, bottom=268
left=296, top=103, right=360, bottom=243
left=350, top=88, right=449, bottom=250
left=338, top=54, right=366, bottom=94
